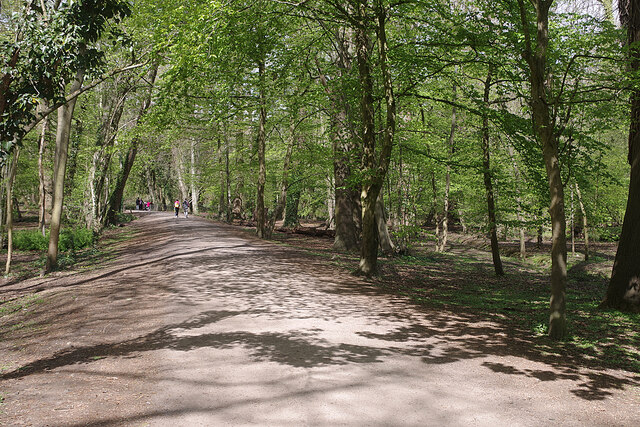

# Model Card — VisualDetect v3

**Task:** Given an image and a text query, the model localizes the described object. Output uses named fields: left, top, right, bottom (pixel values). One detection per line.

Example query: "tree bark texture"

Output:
left=355, top=2, right=396, bottom=275
left=356, top=3, right=377, bottom=274
left=575, top=182, right=589, bottom=261
left=38, top=107, right=48, bottom=236
left=481, top=65, right=504, bottom=276
left=190, top=139, right=199, bottom=214
left=376, top=193, right=394, bottom=254
left=315, top=39, right=361, bottom=252
left=256, top=60, right=267, bottom=239
left=519, top=0, right=568, bottom=338
left=5, top=147, right=20, bottom=274
left=46, top=69, right=84, bottom=273
left=602, top=0, right=640, bottom=312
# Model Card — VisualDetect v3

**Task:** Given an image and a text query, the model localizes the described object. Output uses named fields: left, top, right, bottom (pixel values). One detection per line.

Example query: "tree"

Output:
left=601, top=0, right=640, bottom=312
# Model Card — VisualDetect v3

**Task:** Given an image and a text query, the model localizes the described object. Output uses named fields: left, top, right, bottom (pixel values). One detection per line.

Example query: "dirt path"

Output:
left=1, top=213, right=638, bottom=426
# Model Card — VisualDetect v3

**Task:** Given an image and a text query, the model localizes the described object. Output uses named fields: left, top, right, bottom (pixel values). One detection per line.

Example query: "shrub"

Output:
left=59, top=228, right=95, bottom=252
left=12, top=230, right=48, bottom=251
left=11, top=227, right=95, bottom=252
left=115, top=212, right=136, bottom=224
left=593, top=226, right=621, bottom=242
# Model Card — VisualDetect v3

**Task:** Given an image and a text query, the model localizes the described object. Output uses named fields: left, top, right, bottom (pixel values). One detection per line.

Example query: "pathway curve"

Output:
left=0, top=213, right=638, bottom=426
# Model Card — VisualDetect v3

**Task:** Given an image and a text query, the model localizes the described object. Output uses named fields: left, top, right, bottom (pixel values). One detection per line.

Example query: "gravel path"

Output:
left=1, top=212, right=638, bottom=426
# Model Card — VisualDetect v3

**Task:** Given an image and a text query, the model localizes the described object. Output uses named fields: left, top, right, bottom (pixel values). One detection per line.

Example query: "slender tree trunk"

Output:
left=507, top=145, right=527, bottom=259
left=175, top=148, right=188, bottom=201
left=0, top=164, right=6, bottom=251
left=519, top=0, right=568, bottom=338
left=601, top=0, right=640, bottom=312
left=46, top=69, right=84, bottom=273
left=38, top=105, right=48, bottom=236
left=327, top=176, right=335, bottom=229
left=571, top=187, right=576, bottom=257
left=376, top=193, right=394, bottom=254
left=88, top=154, right=97, bottom=229
left=190, top=138, right=199, bottom=214
left=256, top=60, right=267, bottom=239
left=537, top=212, right=544, bottom=248
left=266, top=125, right=294, bottom=238
left=481, top=65, right=504, bottom=276
left=218, top=135, right=228, bottom=220
left=458, top=208, right=468, bottom=234
left=575, top=182, right=589, bottom=261
left=225, top=133, right=231, bottom=221
left=5, top=146, right=20, bottom=274
left=439, top=83, right=456, bottom=253
left=432, top=170, right=440, bottom=250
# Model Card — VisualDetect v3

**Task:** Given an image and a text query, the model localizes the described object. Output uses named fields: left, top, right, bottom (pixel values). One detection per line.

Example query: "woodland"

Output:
left=1, top=0, right=639, bottom=343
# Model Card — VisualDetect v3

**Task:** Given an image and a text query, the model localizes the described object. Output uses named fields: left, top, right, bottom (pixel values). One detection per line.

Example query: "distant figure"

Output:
left=146, top=201, right=151, bottom=211
left=183, top=199, right=189, bottom=218
left=136, top=197, right=140, bottom=210
left=174, top=199, right=180, bottom=217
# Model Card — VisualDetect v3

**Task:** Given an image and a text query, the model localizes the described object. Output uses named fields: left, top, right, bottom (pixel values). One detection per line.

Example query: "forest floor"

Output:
left=0, top=212, right=638, bottom=426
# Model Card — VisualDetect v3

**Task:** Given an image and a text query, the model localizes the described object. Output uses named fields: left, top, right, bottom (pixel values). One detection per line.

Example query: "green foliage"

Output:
left=392, top=224, right=423, bottom=254
left=114, top=212, right=136, bottom=224
left=12, top=228, right=95, bottom=252
left=0, top=0, right=132, bottom=161
left=59, top=228, right=95, bottom=252
left=591, top=226, right=622, bottom=242
left=12, top=230, right=48, bottom=251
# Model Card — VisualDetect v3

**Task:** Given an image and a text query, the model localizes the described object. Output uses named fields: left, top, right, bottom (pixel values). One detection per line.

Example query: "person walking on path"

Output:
left=183, top=199, right=189, bottom=218
left=174, top=199, right=180, bottom=217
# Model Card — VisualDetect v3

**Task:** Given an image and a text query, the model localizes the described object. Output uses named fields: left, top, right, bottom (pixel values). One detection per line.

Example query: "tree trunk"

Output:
left=266, top=126, right=294, bottom=238
left=175, top=147, right=188, bottom=201
left=5, top=146, right=20, bottom=274
left=432, top=170, right=440, bottom=251
left=355, top=2, right=378, bottom=274
left=481, top=65, right=504, bottom=276
left=507, top=145, right=527, bottom=259
left=519, top=0, right=568, bottom=338
left=357, top=1, right=396, bottom=275
left=571, top=187, right=576, bottom=257
left=327, top=176, right=335, bottom=229
left=439, top=83, right=456, bottom=253
left=315, top=41, right=361, bottom=251
left=256, top=60, right=267, bottom=239
left=218, top=134, right=229, bottom=220
left=190, top=138, right=199, bottom=214
left=575, top=182, right=589, bottom=261
left=46, top=69, right=84, bottom=273
left=376, top=193, right=394, bottom=254
left=0, top=164, right=6, bottom=251
left=38, top=105, right=48, bottom=236
left=601, top=0, right=640, bottom=312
